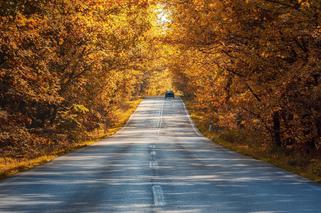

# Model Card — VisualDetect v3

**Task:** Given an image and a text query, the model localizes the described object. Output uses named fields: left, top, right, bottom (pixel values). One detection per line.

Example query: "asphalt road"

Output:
left=1, top=97, right=321, bottom=213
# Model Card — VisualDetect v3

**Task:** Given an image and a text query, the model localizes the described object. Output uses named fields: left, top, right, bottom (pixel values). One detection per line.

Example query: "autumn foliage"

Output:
left=0, top=0, right=158, bottom=158
left=168, top=0, right=321, bottom=152
left=0, top=0, right=320, bottom=162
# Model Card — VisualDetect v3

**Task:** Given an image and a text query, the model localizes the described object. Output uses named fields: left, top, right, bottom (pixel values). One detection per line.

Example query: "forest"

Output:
left=0, top=0, right=321, bottom=177
left=169, top=0, right=321, bottom=153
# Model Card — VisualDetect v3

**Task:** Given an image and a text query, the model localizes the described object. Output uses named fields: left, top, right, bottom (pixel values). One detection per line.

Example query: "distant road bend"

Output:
left=1, top=97, right=321, bottom=213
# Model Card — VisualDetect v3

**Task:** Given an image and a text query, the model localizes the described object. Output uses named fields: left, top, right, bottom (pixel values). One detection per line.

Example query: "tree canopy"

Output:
left=0, top=0, right=320, bottom=159
left=167, top=0, right=321, bottom=152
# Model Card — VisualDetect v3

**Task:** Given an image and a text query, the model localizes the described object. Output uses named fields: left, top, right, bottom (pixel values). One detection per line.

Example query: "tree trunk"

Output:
left=272, top=111, right=281, bottom=147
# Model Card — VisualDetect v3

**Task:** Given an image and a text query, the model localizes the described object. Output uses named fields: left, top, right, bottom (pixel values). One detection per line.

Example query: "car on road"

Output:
left=165, top=90, right=175, bottom=99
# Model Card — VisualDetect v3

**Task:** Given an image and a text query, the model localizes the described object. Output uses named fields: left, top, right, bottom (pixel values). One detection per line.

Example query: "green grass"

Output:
left=184, top=99, right=321, bottom=184
left=0, top=99, right=142, bottom=179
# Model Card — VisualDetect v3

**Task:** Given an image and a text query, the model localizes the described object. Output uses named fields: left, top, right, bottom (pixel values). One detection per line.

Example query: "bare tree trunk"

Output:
left=272, top=111, right=282, bottom=147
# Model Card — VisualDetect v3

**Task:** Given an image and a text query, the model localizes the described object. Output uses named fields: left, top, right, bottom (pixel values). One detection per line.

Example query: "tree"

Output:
left=167, top=0, right=321, bottom=151
left=0, top=0, right=158, bottom=158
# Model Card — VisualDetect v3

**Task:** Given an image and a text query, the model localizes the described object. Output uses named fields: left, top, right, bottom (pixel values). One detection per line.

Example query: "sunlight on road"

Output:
left=1, top=98, right=321, bottom=212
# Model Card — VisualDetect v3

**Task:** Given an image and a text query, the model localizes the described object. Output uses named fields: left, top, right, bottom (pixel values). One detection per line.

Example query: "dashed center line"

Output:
left=149, top=144, right=156, bottom=149
left=157, top=100, right=165, bottom=136
left=150, top=151, right=156, bottom=156
left=152, top=185, right=166, bottom=207
left=151, top=100, right=166, bottom=207
left=149, top=161, right=159, bottom=169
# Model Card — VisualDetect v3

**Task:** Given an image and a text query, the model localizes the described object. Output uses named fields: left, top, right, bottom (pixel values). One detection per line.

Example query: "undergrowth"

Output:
left=185, top=100, right=321, bottom=184
left=0, top=99, right=141, bottom=179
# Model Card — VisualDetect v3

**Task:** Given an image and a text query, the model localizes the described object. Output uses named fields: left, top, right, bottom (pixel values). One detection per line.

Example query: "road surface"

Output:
left=1, top=97, right=321, bottom=213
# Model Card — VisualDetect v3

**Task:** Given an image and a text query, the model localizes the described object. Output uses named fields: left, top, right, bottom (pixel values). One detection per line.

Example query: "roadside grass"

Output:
left=184, top=100, right=321, bottom=183
left=0, top=99, right=142, bottom=179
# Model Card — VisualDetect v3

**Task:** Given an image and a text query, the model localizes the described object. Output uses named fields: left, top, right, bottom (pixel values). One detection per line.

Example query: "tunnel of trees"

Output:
left=0, top=0, right=320, bottom=161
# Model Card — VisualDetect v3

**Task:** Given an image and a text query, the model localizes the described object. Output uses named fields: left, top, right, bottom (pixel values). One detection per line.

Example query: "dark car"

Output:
left=165, top=90, right=175, bottom=98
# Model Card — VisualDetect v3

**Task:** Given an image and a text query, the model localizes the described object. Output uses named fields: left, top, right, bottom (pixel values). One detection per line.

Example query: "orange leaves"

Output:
left=0, top=0, right=157, bottom=157
left=168, top=0, right=321, bottom=150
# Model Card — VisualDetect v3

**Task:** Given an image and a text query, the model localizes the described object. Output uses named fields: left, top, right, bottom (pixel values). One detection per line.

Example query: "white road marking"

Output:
left=152, top=185, right=166, bottom=207
left=149, top=161, right=159, bottom=169
left=154, top=101, right=161, bottom=128
left=150, top=151, right=156, bottom=156
left=178, top=97, right=202, bottom=136
left=157, top=100, right=165, bottom=136
left=149, top=145, right=156, bottom=149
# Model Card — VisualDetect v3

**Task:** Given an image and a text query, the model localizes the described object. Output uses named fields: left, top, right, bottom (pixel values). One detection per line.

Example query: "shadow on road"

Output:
left=1, top=97, right=321, bottom=213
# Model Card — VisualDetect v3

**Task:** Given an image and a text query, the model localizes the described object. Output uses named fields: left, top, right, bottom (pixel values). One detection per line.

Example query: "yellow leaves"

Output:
left=73, top=104, right=89, bottom=113
left=0, top=0, right=168, bottom=160
left=15, top=13, right=42, bottom=29
left=58, top=38, right=64, bottom=45
left=147, top=3, right=172, bottom=37
left=16, top=14, right=28, bottom=27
